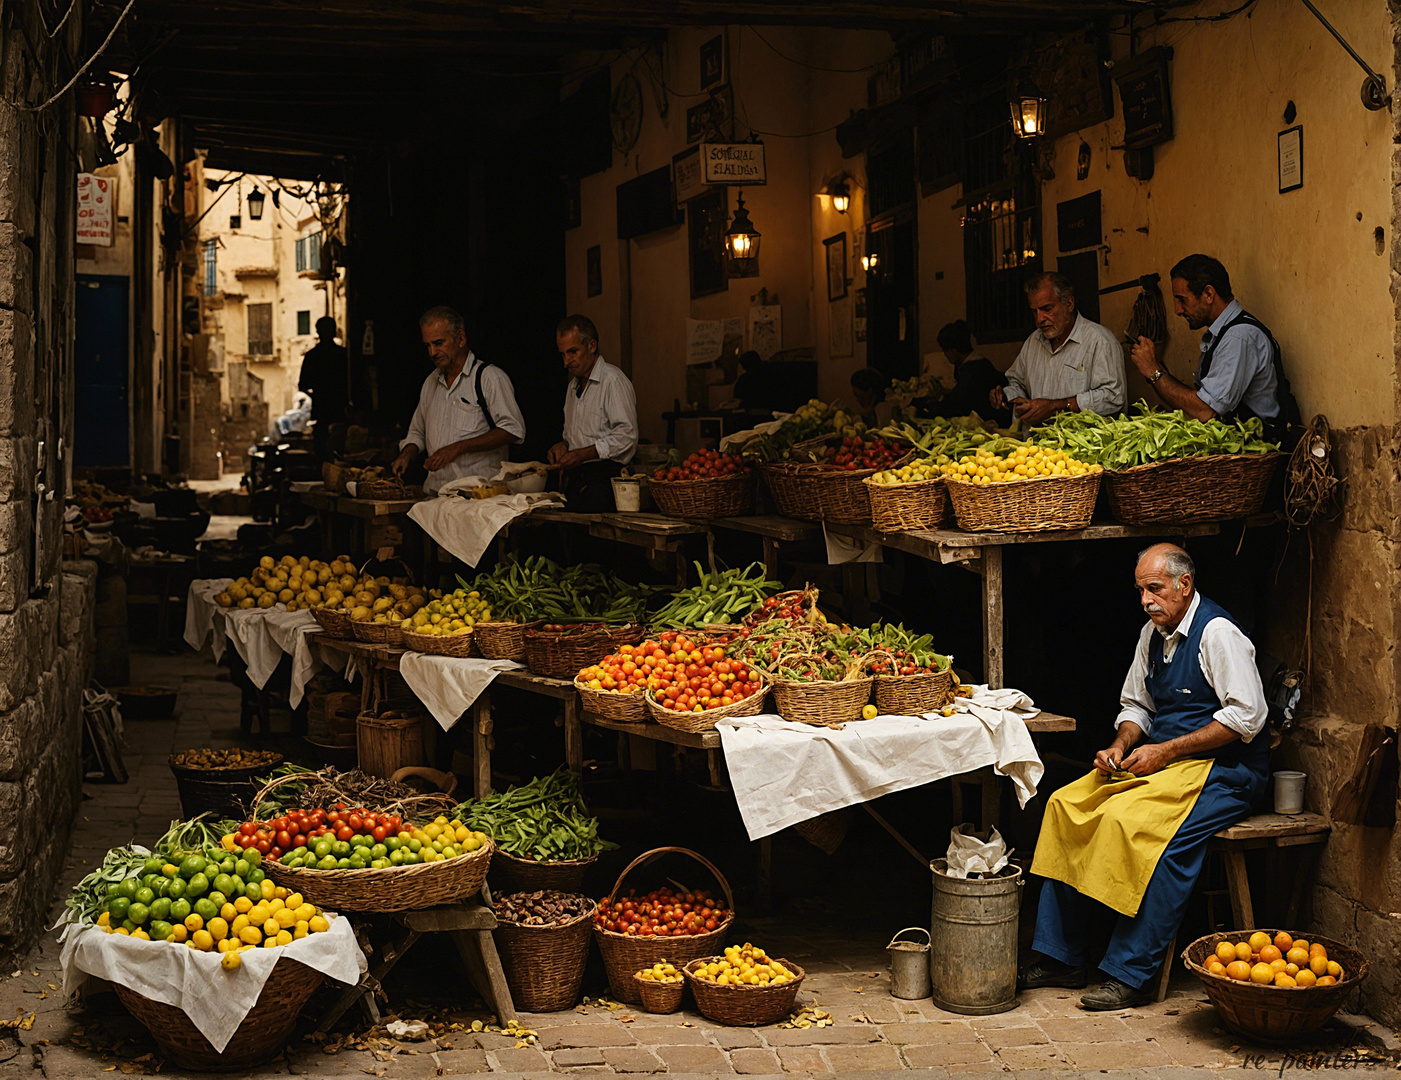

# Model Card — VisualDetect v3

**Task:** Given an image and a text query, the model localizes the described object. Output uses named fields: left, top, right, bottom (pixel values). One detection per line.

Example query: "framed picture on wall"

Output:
left=688, top=187, right=728, bottom=298
left=824, top=233, right=848, bottom=302
left=700, top=35, right=725, bottom=89
left=586, top=245, right=603, bottom=297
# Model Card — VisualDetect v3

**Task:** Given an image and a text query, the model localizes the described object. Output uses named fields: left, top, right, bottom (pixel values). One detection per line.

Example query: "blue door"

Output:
left=74, top=274, right=130, bottom=467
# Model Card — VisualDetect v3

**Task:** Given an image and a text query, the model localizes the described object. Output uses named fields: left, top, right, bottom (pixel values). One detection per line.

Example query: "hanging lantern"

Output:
left=724, top=192, right=761, bottom=277
left=247, top=186, right=266, bottom=220
left=861, top=252, right=879, bottom=274
left=830, top=179, right=850, bottom=214
left=1009, top=69, right=1048, bottom=139
left=77, top=73, right=116, bottom=118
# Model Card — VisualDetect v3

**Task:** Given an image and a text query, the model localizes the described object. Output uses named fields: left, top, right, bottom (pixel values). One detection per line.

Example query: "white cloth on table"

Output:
left=716, top=690, right=1044, bottom=841
left=408, top=490, right=564, bottom=569
left=183, top=578, right=232, bottom=654
left=397, top=652, right=524, bottom=730
left=261, top=608, right=321, bottom=709
left=60, top=915, right=365, bottom=1053
left=823, top=524, right=882, bottom=564
left=182, top=579, right=285, bottom=689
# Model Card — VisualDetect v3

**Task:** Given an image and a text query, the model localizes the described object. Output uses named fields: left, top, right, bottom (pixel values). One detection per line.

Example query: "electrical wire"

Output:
left=1152, top=0, right=1257, bottom=24
left=16, top=0, right=137, bottom=112
left=745, top=26, right=886, bottom=74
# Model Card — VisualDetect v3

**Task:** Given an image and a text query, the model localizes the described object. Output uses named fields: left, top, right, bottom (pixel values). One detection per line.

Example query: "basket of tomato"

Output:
left=593, top=847, right=734, bottom=1004
left=524, top=623, right=645, bottom=681
left=762, top=434, right=910, bottom=524
left=639, top=634, right=769, bottom=733
left=649, top=449, right=755, bottom=518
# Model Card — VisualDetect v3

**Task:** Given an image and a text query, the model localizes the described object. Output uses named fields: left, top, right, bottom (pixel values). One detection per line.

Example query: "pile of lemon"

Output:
left=1207, top=931, right=1346, bottom=988
left=692, top=943, right=794, bottom=987
left=215, top=554, right=338, bottom=611
left=941, top=446, right=1101, bottom=485
left=305, top=562, right=429, bottom=625
left=635, top=962, right=682, bottom=984
left=402, top=588, right=492, bottom=636
left=871, top=457, right=941, bottom=486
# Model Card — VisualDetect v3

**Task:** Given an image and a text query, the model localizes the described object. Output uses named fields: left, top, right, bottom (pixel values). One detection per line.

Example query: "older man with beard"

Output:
left=1020, top=544, right=1269, bottom=1010
left=991, top=271, right=1126, bottom=425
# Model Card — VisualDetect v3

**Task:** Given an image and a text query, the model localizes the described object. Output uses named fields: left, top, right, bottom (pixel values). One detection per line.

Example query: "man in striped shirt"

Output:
left=391, top=306, right=526, bottom=494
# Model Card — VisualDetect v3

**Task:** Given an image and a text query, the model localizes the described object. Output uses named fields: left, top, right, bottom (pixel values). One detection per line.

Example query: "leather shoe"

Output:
left=1018, top=957, right=1088, bottom=990
left=1080, top=977, right=1153, bottom=1010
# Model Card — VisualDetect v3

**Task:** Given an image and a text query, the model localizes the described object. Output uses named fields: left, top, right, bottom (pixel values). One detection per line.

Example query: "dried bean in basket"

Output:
left=492, top=889, right=593, bottom=927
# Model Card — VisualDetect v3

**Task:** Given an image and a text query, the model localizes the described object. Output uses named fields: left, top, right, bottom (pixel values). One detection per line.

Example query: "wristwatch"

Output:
left=1146, top=369, right=1166, bottom=384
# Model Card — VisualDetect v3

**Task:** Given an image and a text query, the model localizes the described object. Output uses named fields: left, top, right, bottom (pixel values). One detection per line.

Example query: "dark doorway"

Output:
left=865, top=214, right=918, bottom=380
left=75, top=274, right=130, bottom=468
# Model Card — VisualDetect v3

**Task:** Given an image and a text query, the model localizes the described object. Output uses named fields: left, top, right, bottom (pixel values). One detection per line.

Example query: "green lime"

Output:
left=115, top=879, right=138, bottom=900
left=317, top=856, right=338, bottom=870
left=185, top=872, right=209, bottom=898
left=121, top=919, right=137, bottom=933
left=312, top=840, right=332, bottom=859
left=165, top=876, right=187, bottom=899
left=234, top=859, right=250, bottom=879
left=127, top=902, right=150, bottom=925
left=401, top=851, right=420, bottom=865
left=179, top=855, right=208, bottom=879
left=384, top=837, right=401, bottom=852
left=219, top=857, right=236, bottom=876
left=149, top=898, right=171, bottom=922
left=142, top=857, right=164, bottom=876
left=336, top=858, right=351, bottom=869
left=107, top=897, right=130, bottom=922
left=245, top=867, right=264, bottom=886
left=389, top=848, right=405, bottom=865
left=370, top=844, right=387, bottom=859
left=149, top=920, right=173, bottom=941
left=213, top=874, right=236, bottom=896
left=348, top=855, right=366, bottom=870
left=406, top=839, right=422, bottom=854
left=134, top=887, right=155, bottom=906
left=280, top=853, right=296, bottom=866
left=207, top=891, right=227, bottom=909
left=245, top=880, right=263, bottom=899
left=170, top=899, right=192, bottom=922
left=330, top=841, right=350, bottom=858
left=242, top=848, right=262, bottom=868
left=194, top=898, right=218, bottom=922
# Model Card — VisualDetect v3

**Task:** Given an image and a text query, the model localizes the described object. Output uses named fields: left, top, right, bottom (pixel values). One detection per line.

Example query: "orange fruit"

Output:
left=1284, top=963, right=1300, bottom=976
left=1273, top=931, right=1293, bottom=951
left=1327, top=961, right=1344, bottom=978
left=1250, top=962, right=1275, bottom=984
left=1225, top=960, right=1252, bottom=981
left=1286, top=947, right=1309, bottom=966
left=1310, top=955, right=1329, bottom=976
left=1295, top=968, right=1317, bottom=986
left=1258, top=945, right=1283, bottom=964
left=1293, top=939, right=1311, bottom=954
left=1315, top=975, right=1337, bottom=987
left=1234, top=941, right=1253, bottom=962
left=1215, top=941, right=1238, bottom=964
left=1270, top=959, right=1289, bottom=973
left=1274, top=972, right=1297, bottom=987
left=1207, top=960, right=1227, bottom=976
left=1309, top=943, right=1328, bottom=958
left=1248, top=932, right=1272, bottom=953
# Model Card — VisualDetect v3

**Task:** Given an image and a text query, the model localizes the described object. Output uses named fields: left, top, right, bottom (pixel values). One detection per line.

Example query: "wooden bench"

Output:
left=1154, top=811, right=1331, bottom=1001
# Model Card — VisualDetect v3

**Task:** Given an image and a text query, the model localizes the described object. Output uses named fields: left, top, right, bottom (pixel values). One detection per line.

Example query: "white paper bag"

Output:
left=945, top=823, right=1011, bottom=878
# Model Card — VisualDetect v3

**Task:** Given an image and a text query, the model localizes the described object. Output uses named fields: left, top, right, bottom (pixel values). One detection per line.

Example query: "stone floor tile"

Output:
left=655, top=1044, right=733, bottom=1073
left=980, top=1025, right=1049, bottom=1049
left=729, top=1046, right=783, bottom=1074
left=994, top=1044, right=1072, bottom=1069
left=536, top=1026, right=638, bottom=1049
left=775, top=1046, right=831, bottom=1073
left=430, top=1048, right=490, bottom=1071
left=553, top=1046, right=608, bottom=1067
left=763, top=1024, right=885, bottom=1046
left=945, top=1060, right=1007, bottom=1073
left=631, top=1025, right=710, bottom=1045
left=487, top=1046, right=552, bottom=1070
left=1058, top=1039, right=1175, bottom=1069
left=822, top=1043, right=905, bottom=1071
left=712, top=1028, right=764, bottom=1049
left=901, top=1043, right=996, bottom=1068
left=601, top=1046, right=666, bottom=1073
left=1035, top=1016, right=1134, bottom=1043
left=882, top=1020, right=980, bottom=1044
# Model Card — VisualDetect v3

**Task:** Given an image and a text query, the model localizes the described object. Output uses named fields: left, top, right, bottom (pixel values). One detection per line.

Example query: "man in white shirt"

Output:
left=991, top=272, right=1127, bottom=424
left=391, top=306, right=526, bottom=495
left=550, top=314, right=638, bottom=510
left=1022, top=544, right=1269, bottom=1010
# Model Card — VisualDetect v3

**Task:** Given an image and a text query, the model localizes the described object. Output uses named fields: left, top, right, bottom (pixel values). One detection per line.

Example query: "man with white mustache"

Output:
left=1020, top=544, right=1269, bottom=1010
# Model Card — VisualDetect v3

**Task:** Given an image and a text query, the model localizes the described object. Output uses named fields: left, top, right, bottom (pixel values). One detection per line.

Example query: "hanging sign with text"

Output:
left=700, top=142, right=766, bottom=185
left=76, top=173, right=115, bottom=246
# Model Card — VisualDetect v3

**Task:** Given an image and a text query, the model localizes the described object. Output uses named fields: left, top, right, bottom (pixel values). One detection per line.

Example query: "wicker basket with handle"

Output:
left=683, top=956, right=806, bottom=1026
left=649, top=471, right=756, bottom=518
left=1104, top=452, right=1280, bottom=525
left=492, top=901, right=596, bottom=1012
left=945, top=470, right=1102, bottom=533
left=593, top=847, right=734, bottom=1004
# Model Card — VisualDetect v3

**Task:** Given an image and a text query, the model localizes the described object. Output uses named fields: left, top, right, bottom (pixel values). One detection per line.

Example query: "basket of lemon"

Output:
left=864, top=458, right=951, bottom=532
left=634, top=961, right=685, bottom=1013
left=399, top=587, right=489, bottom=658
left=683, top=944, right=805, bottom=1026
left=942, top=445, right=1104, bottom=532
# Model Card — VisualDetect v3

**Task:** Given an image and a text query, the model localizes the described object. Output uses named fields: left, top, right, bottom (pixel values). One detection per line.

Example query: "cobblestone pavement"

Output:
left=1, top=648, right=1397, bottom=1079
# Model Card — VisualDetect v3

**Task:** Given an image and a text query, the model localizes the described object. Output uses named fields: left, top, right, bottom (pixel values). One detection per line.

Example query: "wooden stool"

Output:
left=1153, top=811, right=1331, bottom=1001
left=315, top=902, right=515, bottom=1032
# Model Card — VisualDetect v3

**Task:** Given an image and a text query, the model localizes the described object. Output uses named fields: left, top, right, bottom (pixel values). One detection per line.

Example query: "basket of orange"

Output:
left=1183, top=930, right=1368, bottom=1044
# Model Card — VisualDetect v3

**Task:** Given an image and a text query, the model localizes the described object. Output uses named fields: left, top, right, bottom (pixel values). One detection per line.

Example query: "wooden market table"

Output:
left=299, top=486, right=423, bottom=559
left=499, top=509, right=708, bottom=587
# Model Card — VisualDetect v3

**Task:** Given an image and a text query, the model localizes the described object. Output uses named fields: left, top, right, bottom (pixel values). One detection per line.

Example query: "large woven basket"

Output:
left=474, top=620, right=540, bottom=661
left=310, top=606, right=354, bottom=638
left=575, top=678, right=646, bottom=722
left=493, top=902, right=596, bottom=1012
left=1105, top=452, right=1280, bottom=525
left=874, top=668, right=957, bottom=716
left=169, top=754, right=284, bottom=820
left=492, top=850, right=597, bottom=893
left=356, top=479, right=422, bottom=501
left=771, top=676, right=874, bottom=727
left=864, top=476, right=950, bottom=532
left=113, top=955, right=324, bottom=1070
left=594, top=847, right=735, bottom=1004
left=634, top=972, right=685, bottom=1014
left=649, top=472, right=756, bottom=518
left=524, top=625, right=644, bottom=681
left=643, top=677, right=770, bottom=733
left=759, top=463, right=810, bottom=520
left=1183, top=931, right=1368, bottom=1044
left=683, top=957, right=806, bottom=1026
left=351, top=620, right=406, bottom=646
left=945, top=471, right=1101, bottom=533
left=265, top=841, right=493, bottom=913
left=401, top=627, right=480, bottom=658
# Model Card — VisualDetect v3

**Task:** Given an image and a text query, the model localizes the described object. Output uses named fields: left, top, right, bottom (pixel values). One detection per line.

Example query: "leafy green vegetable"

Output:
left=1032, top=402, right=1278, bottom=469
left=453, top=767, right=616, bottom=862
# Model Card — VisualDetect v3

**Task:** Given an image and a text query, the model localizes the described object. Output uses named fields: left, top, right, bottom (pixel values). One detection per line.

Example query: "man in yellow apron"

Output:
left=1023, top=544, right=1269, bottom=1009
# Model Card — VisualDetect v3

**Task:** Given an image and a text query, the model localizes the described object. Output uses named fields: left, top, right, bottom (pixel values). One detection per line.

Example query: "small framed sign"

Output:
left=824, top=233, right=848, bottom=302
left=1278, top=125, right=1303, bottom=194
left=1114, top=46, right=1174, bottom=150
left=672, top=146, right=707, bottom=206
left=700, top=142, right=766, bottom=185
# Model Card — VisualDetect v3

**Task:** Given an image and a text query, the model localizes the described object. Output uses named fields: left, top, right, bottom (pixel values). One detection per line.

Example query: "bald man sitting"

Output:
left=1021, top=544, right=1270, bottom=1009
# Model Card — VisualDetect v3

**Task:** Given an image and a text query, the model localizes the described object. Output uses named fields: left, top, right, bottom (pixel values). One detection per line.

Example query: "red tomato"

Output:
left=336, top=825, right=354, bottom=841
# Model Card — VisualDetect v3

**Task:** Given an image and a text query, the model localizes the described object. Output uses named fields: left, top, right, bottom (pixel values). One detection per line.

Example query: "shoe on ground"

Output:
left=1018, top=956, right=1088, bottom=990
left=1080, top=977, right=1153, bottom=1010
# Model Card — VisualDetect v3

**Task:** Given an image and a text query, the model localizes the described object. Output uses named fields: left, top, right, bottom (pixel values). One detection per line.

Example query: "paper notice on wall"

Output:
left=721, top=317, right=744, bottom=362
left=76, top=173, right=115, bottom=247
left=686, top=318, right=724, bottom=365
left=748, top=305, right=781, bottom=360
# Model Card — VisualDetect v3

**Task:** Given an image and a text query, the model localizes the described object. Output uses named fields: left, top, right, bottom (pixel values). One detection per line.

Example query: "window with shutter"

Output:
left=247, top=303, right=273, bottom=356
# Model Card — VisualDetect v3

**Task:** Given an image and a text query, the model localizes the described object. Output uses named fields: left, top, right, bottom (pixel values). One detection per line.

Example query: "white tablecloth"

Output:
left=184, top=581, right=329, bottom=704
left=716, top=686, right=1045, bottom=840
left=60, top=915, right=365, bottom=1053
left=261, top=608, right=322, bottom=708
left=408, top=490, right=565, bottom=568
left=397, top=652, right=524, bottom=730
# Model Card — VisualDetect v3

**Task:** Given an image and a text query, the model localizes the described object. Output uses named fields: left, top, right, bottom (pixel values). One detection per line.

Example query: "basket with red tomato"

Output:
left=762, top=433, right=913, bottom=525
left=638, top=633, right=770, bottom=732
left=649, top=448, right=755, bottom=518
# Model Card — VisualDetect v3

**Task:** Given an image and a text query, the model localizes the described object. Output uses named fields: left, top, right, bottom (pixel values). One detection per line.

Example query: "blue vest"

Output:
left=1145, top=595, right=1269, bottom=788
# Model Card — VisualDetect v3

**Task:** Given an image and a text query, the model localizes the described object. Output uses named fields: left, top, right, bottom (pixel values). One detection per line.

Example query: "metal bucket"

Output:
left=887, top=927, right=932, bottom=999
left=929, top=858, right=1022, bottom=1015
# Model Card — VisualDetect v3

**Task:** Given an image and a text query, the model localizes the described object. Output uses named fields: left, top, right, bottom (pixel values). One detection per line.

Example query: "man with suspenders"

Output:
left=392, top=306, right=526, bottom=494
left=1129, top=255, right=1300, bottom=442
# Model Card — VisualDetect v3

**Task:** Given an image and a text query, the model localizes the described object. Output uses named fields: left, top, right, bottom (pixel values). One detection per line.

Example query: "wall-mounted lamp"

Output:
left=861, top=252, right=879, bottom=273
left=724, top=192, right=761, bottom=277
left=1009, top=68, right=1048, bottom=139
left=830, top=179, right=850, bottom=215
left=247, top=186, right=266, bottom=220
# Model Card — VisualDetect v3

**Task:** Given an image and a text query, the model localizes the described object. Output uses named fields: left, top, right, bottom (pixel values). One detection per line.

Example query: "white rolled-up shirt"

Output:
left=401, top=353, right=526, bottom=494
left=562, top=356, right=637, bottom=464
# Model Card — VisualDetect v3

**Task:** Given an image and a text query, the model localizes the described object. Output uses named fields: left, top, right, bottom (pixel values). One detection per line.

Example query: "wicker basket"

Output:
left=864, top=476, right=950, bottom=532
left=356, top=710, right=426, bottom=777
left=761, top=435, right=912, bottom=525
left=945, top=470, right=1102, bottom=533
left=113, top=955, right=324, bottom=1070
left=683, top=957, right=806, bottom=1026
left=594, top=847, right=735, bottom=1004
left=169, top=754, right=284, bottom=820
left=474, top=620, right=539, bottom=661
left=643, top=677, right=770, bottom=733
left=491, top=850, right=597, bottom=893
left=575, top=678, right=647, bottom=722
left=401, top=627, right=479, bottom=658
left=874, top=668, right=957, bottom=716
left=310, top=606, right=354, bottom=638
left=759, top=463, right=810, bottom=520
left=1104, top=452, right=1280, bottom=526
left=351, top=619, right=406, bottom=646
left=355, top=479, right=422, bottom=501
left=771, top=675, right=874, bottom=726
left=493, top=902, right=596, bottom=1012
left=649, top=472, right=756, bottom=518
left=265, top=841, right=493, bottom=913
left=524, top=625, right=645, bottom=681
left=1182, top=931, right=1369, bottom=1044
left=634, top=972, right=685, bottom=1014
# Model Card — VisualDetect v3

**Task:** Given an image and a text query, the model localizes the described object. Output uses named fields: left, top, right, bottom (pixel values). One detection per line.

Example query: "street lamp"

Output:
left=724, top=192, right=761, bottom=278
left=247, top=186, right=266, bottom=220
left=1009, top=69, right=1048, bottom=139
